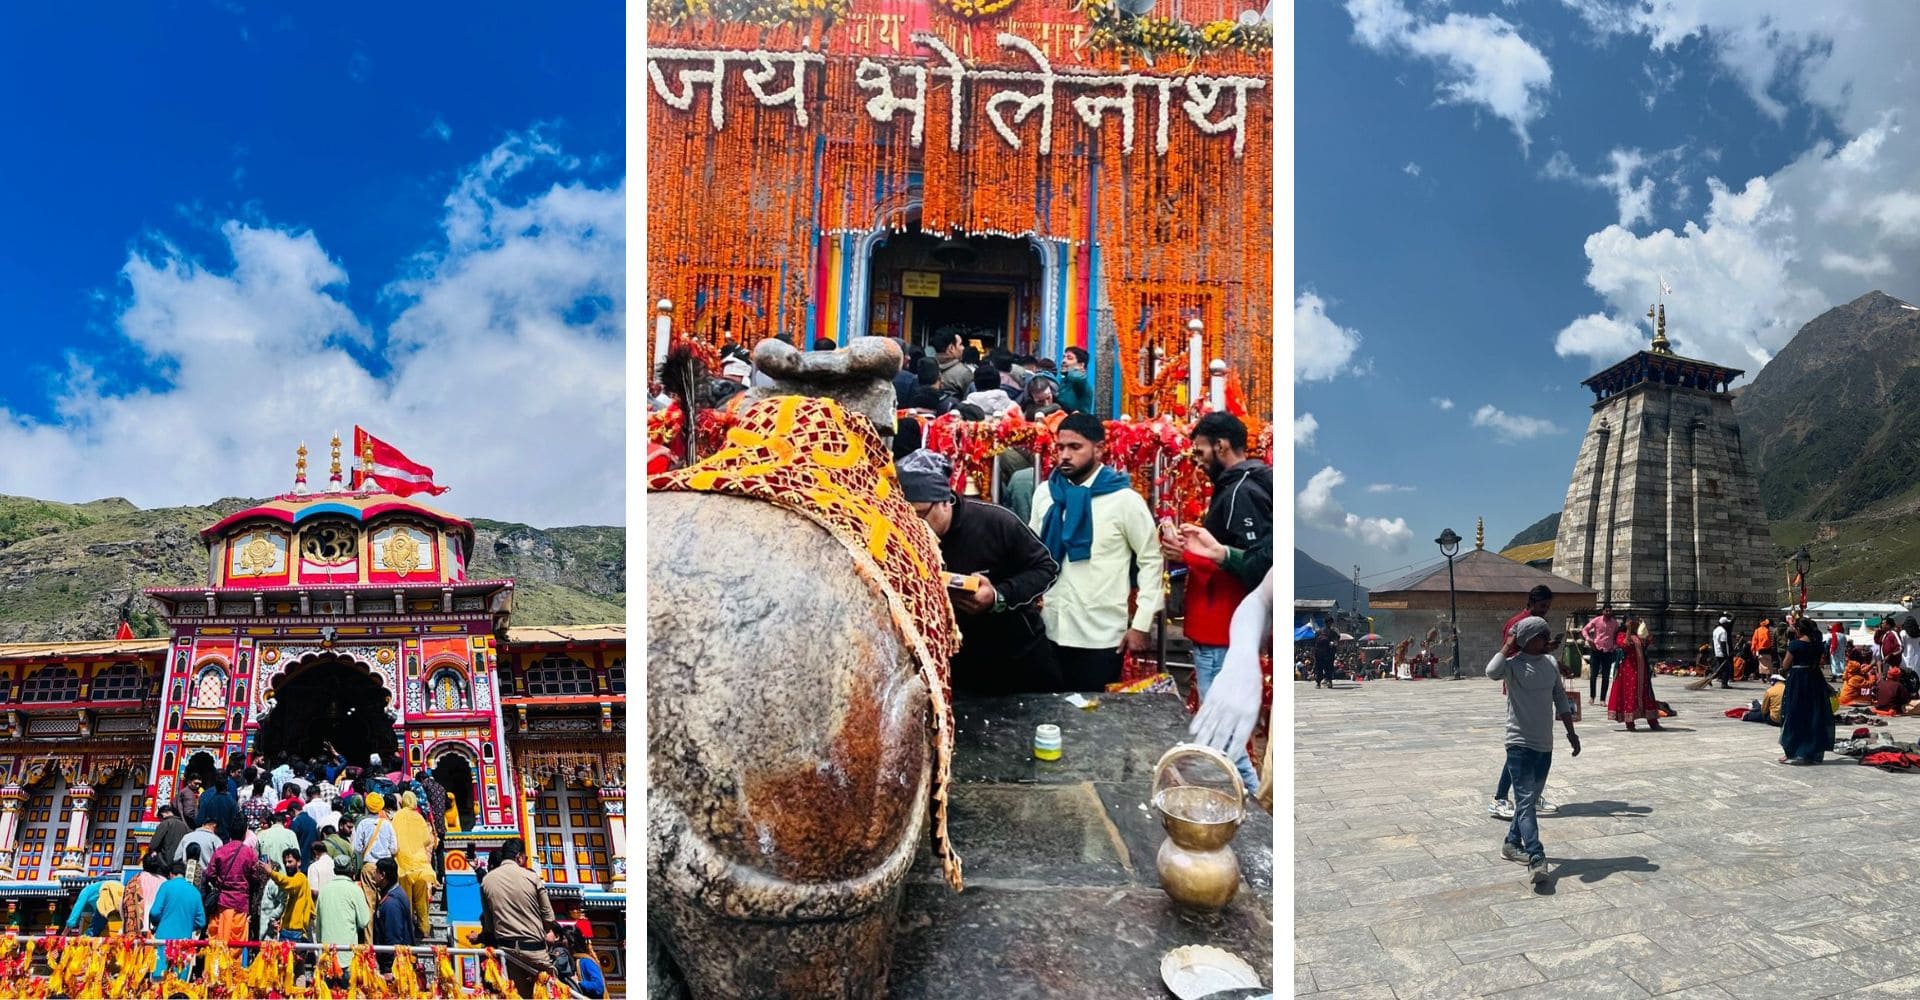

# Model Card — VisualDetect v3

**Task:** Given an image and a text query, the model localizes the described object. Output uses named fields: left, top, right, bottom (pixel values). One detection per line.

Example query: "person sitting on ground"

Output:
left=1759, top=673, right=1786, bottom=725
left=1840, top=649, right=1878, bottom=705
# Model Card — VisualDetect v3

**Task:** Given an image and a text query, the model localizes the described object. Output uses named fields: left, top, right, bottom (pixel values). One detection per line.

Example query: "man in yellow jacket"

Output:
left=259, top=846, right=314, bottom=943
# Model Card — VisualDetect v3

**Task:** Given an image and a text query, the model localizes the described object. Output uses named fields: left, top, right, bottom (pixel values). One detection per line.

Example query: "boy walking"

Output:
left=1487, top=616, right=1580, bottom=884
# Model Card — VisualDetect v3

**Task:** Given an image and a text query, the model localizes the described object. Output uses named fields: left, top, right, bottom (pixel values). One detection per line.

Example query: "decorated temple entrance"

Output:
left=867, top=227, right=1049, bottom=357
left=431, top=749, right=478, bottom=832
left=254, top=656, right=399, bottom=765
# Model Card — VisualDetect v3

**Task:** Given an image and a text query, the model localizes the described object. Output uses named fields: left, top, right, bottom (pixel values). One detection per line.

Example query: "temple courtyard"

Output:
left=1294, top=672, right=1920, bottom=999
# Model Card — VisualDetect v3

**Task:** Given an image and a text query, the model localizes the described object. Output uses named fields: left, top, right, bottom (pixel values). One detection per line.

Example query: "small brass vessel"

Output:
left=1151, top=744, right=1245, bottom=911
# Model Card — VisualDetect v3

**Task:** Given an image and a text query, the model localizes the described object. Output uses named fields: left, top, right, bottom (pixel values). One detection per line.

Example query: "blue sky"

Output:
left=0, top=2, right=625, bottom=524
left=1294, top=0, right=1920, bottom=597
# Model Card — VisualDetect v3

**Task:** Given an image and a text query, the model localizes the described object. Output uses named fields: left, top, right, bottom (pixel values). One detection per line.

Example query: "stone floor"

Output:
left=1295, top=672, right=1920, bottom=1000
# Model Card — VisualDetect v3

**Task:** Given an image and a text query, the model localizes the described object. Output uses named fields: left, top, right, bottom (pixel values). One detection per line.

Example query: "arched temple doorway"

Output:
left=255, top=656, right=399, bottom=766
left=430, top=749, right=478, bottom=832
left=861, top=220, right=1057, bottom=359
left=182, top=751, right=221, bottom=793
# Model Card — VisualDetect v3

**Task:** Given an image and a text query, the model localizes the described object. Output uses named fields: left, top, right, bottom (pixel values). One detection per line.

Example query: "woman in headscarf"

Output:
left=1778, top=616, right=1837, bottom=764
left=1606, top=615, right=1663, bottom=731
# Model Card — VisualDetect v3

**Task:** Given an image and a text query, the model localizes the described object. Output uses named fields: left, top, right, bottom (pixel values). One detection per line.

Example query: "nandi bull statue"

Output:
left=648, top=336, right=963, bottom=999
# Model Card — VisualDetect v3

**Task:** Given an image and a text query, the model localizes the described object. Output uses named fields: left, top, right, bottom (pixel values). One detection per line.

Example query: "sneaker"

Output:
left=1537, top=798, right=1559, bottom=815
left=1528, top=858, right=1549, bottom=883
left=1501, top=842, right=1528, bottom=864
left=1488, top=799, right=1515, bottom=820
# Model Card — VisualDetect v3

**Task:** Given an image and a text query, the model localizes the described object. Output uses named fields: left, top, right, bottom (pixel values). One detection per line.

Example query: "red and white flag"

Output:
left=350, top=427, right=449, bottom=497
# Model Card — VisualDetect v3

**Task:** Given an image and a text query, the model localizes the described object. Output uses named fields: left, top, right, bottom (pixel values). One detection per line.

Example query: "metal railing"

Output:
left=0, top=933, right=595, bottom=999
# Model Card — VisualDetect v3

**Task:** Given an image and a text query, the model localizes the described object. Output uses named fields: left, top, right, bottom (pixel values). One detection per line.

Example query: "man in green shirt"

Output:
left=1057, top=346, right=1094, bottom=414
left=311, top=863, right=372, bottom=947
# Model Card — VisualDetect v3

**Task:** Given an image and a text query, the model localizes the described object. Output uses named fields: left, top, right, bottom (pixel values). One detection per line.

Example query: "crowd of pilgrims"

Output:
left=59, top=747, right=606, bottom=996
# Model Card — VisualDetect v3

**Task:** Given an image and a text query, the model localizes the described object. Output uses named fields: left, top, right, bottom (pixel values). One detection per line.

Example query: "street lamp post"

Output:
left=1437, top=528, right=1463, bottom=680
left=1793, top=544, right=1811, bottom=613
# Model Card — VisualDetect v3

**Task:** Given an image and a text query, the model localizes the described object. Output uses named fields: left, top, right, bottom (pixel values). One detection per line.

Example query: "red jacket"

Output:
left=1182, top=554, right=1247, bottom=646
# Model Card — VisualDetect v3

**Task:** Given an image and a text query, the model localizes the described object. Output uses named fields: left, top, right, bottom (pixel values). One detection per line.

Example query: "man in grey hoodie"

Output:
left=1487, top=616, right=1581, bottom=884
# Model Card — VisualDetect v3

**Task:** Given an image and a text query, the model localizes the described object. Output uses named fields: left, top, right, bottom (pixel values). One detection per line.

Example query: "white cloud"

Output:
left=1430, top=396, right=1454, bottom=410
left=1545, top=147, right=1676, bottom=229
left=0, top=130, right=627, bottom=526
left=1548, top=3, right=1920, bottom=375
left=1294, top=412, right=1319, bottom=448
left=1553, top=311, right=1645, bottom=359
left=1366, top=483, right=1416, bottom=493
left=1294, top=291, right=1363, bottom=381
left=1298, top=466, right=1414, bottom=552
left=1556, top=176, right=1832, bottom=370
left=1470, top=404, right=1560, bottom=442
left=1403, top=161, right=1422, bottom=177
left=1820, top=249, right=1895, bottom=276
left=1345, top=0, right=1554, bottom=152
left=425, top=115, right=453, bottom=142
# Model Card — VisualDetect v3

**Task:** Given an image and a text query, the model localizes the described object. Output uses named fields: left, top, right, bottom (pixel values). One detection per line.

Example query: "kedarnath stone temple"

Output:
left=0, top=440, right=626, bottom=987
left=1552, top=305, right=1778, bottom=661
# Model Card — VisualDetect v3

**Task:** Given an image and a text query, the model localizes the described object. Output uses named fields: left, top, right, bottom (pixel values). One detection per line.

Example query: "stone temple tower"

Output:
left=1551, top=304, right=1779, bottom=660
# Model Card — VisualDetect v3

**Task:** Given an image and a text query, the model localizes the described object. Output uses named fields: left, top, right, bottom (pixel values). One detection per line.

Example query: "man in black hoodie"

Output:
left=899, top=449, right=1064, bottom=694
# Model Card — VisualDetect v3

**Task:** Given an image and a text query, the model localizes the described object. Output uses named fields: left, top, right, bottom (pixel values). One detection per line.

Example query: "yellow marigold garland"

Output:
left=0, top=933, right=541, bottom=999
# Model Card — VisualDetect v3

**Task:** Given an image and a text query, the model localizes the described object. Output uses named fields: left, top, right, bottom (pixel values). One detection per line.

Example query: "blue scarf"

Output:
left=1040, top=466, right=1131, bottom=563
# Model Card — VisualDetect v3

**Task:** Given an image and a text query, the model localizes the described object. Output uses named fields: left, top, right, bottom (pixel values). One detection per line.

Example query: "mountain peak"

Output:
left=1736, top=292, right=1920, bottom=522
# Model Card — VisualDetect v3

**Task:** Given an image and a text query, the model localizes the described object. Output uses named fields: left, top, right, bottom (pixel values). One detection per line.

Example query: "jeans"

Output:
left=1192, top=644, right=1261, bottom=793
left=1503, top=745, right=1554, bottom=862
left=1587, top=650, right=1616, bottom=701
left=1494, top=763, right=1511, bottom=802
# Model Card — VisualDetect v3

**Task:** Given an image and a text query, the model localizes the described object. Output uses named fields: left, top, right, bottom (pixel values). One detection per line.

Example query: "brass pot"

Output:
left=1151, top=744, right=1245, bottom=911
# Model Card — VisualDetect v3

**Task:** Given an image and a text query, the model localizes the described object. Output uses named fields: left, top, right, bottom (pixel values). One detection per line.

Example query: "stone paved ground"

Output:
left=1294, top=671, right=1920, bottom=999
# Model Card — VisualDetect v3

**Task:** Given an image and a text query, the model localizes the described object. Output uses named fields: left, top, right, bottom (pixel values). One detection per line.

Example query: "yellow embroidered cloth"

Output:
left=649, top=395, right=965, bottom=889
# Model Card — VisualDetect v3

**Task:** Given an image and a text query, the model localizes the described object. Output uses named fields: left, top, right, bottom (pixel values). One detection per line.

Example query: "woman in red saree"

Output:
left=1607, top=616, right=1663, bottom=731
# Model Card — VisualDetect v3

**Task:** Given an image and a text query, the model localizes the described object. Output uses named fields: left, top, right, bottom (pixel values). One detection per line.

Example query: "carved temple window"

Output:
left=190, top=665, right=228, bottom=709
left=429, top=668, right=470, bottom=711
left=525, top=656, right=594, bottom=697
left=91, top=662, right=146, bottom=702
left=21, top=666, right=80, bottom=704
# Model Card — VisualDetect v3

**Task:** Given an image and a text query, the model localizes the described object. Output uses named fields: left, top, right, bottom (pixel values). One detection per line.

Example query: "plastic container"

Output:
left=1033, top=723, right=1062, bottom=761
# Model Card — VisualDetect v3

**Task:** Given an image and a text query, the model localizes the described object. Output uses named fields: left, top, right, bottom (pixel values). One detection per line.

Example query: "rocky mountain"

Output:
left=1736, top=290, right=1920, bottom=522
left=1294, top=548, right=1365, bottom=610
left=1502, top=513, right=1561, bottom=551
left=0, top=495, right=625, bottom=642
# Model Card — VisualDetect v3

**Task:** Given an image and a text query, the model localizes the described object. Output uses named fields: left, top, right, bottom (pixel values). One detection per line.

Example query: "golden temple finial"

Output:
left=1650, top=303, right=1672, bottom=355
left=360, top=437, right=376, bottom=492
left=1475, top=517, right=1485, bottom=551
left=328, top=432, right=343, bottom=490
left=294, top=443, right=309, bottom=495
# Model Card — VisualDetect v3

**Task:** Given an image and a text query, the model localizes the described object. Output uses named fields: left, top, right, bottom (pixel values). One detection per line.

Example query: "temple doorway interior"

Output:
left=254, top=657, right=399, bottom=766
left=182, top=751, right=222, bottom=791
left=868, top=228, right=1046, bottom=357
left=431, top=752, right=478, bottom=831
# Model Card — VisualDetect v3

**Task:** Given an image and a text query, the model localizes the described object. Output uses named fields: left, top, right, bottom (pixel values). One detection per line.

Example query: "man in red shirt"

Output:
left=1488, top=586, right=1565, bottom=820
left=1165, top=414, right=1271, bottom=793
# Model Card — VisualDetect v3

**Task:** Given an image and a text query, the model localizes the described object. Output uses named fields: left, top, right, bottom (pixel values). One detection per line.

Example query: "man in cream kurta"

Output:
left=1028, top=412, right=1165, bottom=690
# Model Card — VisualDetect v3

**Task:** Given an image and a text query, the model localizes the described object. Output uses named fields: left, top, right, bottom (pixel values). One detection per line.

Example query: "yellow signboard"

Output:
left=901, top=271, right=941, bottom=298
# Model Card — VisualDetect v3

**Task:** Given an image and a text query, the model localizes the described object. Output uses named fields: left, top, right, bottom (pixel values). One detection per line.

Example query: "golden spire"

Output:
left=1650, top=303, right=1672, bottom=355
left=360, top=437, right=376, bottom=492
left=328, top=432, right=343, bottom=489
left=294, top=443, right=309, bottom=494
left=1475, top=517, right=1485, bottom=551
